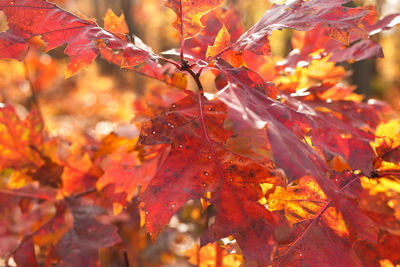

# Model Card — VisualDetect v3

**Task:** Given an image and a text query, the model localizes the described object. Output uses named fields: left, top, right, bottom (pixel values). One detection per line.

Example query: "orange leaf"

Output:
left=104, top=9, right=129, bottom=34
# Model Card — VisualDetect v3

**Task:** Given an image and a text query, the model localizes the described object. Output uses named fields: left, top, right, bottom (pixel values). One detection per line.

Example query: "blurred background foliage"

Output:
left=0, top=1, right=399, bottom=266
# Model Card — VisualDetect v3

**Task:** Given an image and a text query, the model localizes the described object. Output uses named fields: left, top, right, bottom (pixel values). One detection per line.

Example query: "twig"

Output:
left=179, top=0, right=185, bottom=61
left=123, top=250, right=130, bottom=267
left=23, top=61, right=43, bottom=119
left=121, top=0, right=135, bottom=37
left=74, top=187, right=97, bottom=198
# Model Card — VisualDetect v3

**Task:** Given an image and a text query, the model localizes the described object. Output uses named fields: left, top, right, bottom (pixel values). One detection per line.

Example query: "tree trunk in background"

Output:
left=121, top=0, right=136, bottom=37
left=351, top=59, right=377, bottom=98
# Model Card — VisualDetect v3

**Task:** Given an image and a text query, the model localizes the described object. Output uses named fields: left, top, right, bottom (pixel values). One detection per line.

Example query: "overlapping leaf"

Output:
left=230, top=0, right=369, bottom=56
left=165, top=0, right=223, bottom=39
left=268, top=176, right=377, bottom=267
left=281, top=10, right=400, bottom=69
left=0, top=0, right=156, bottom=77
left=138, top=91, right=280, bottom=265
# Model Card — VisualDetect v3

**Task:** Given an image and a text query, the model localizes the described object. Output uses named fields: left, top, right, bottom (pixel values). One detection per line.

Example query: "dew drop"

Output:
left=145, top=211, right=149, bottom=215
left=179, top=144, right=183, bottom=148
left=230, top=160, right=233, bottom=164
left=172, top=104, right=176, bottom=108
left=171, top=125, right=175, bottom=128
left=207, top=155, right=212, bottom=159
left=171, top=204, right=176, bottom=208
left=144, top=133, right=148, bottom=137
left=335, top=178, right=338, bottom=182
left=135, top=60, right=139, bottom=64
left=299, top=253, right=303, bottom=257
left=204, top=171, right=209, bottom=176
left=208, top=107, right=212, bottom=111
left=152, top=131, right=156, bottom=134
left=203, top=183, right=207, bottom=187
left=230, top=178, right=233, bottom=182
left=239, top=159, right=243, bottom=163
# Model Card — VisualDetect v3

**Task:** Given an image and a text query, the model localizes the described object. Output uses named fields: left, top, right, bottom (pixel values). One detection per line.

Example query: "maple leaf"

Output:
left=165, top=0, right=223, bottom=39
left=138, top=91, right=280, bottom=266
left=0, top=0, right=156, bottom=77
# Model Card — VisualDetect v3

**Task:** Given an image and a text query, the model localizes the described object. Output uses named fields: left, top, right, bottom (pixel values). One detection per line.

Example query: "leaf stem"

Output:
left=158, top=56, right=181, bottom=69
left=123, top=250, right=130, bottom=267
left=182, top=64, right=226, bottom=180
left=377, top=169, right=400, bottom=178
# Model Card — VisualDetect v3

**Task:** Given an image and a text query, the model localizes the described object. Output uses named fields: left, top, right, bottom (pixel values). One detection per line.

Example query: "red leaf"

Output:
left=281, top=12, right=400, bottom=69
left=139, top=91, right=280, bottom=265
left=0, top=0, right=156, bottom=77
left=13, top=236, right=38, bottom=267
left=232, top=0, right=368, bottom=56
left=182, top=7, right=244, bottom=62
left=271, top=176, right=377, bottom=267
left=97, top=144, right=169, bottom=212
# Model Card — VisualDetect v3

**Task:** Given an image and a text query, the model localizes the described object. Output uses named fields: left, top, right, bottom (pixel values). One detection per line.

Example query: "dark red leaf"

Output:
left=139, top=91, right=280, bottom=265
left=232, top=0, right=368, bottom=56
left=13, top=236, right=38, bottom=267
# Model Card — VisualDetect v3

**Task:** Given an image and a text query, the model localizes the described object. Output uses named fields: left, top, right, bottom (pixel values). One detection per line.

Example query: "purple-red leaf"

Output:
left=50, top=199, right=121, bottom=267
left=232, top=0, right=368, bottom=56
left=139, top=91, right=280, bottom=265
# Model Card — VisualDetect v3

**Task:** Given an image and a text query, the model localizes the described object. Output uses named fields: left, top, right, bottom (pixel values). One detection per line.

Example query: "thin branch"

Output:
left=23, top=61, right=43, bottom=118
left=74, top=187, right=97, bottom=198
left=179, top=0, right=185, bottom=61
left=123, top=250, right=130, bottom=267
left=0, top=189, right=52, bottom=201
left=377, top=169, right=400, bottom=178
left=121, top=0, right=135, bottom=37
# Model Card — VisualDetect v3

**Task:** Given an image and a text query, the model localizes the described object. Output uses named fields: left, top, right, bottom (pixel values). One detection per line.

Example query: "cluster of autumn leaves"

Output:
left=1, top=0, right=400, bottom=266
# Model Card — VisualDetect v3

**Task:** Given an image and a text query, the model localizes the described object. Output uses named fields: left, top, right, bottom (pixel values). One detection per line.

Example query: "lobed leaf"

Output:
left=231, top=0, right=368, bottom=56
left=165, top=0, right=223, bottom=39
left=139, top=91, right=280, bottom=265
left=0, top=0, right=156, bottom=77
